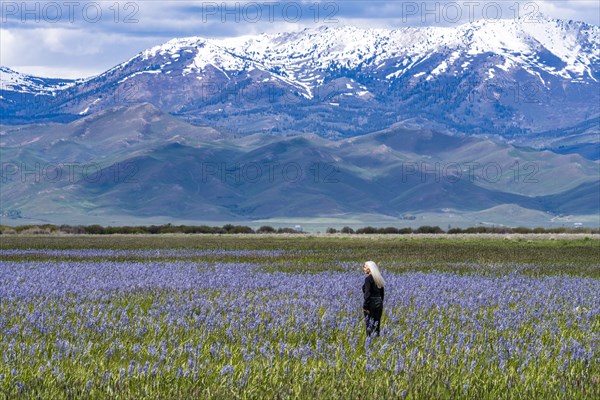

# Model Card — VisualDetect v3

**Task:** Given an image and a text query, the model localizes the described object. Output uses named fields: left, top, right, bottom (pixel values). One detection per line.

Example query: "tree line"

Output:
left=0, top=224, right=598, bottom=235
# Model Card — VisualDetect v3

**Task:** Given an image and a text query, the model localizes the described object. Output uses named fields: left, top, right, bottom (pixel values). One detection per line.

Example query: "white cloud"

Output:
left=535, top=0, right=600, bottom=24
left=39, top=28, right=104, bottom=55
left=1, top=27, right=162, bottom=78
left=0, top=29, right=17, bottom=61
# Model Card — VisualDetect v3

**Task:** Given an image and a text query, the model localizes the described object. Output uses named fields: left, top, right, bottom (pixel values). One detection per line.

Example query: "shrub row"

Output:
left=1, top=224, right=598, bottom=235
left=327, top=226, right=599, bottom=234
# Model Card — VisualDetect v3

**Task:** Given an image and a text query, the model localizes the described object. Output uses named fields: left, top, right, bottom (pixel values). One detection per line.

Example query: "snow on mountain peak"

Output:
left=2, top=17, right=597, bottom=99
left=0, top=67, right=76, bottom=94
left=127, top=18, right=597, bottom=87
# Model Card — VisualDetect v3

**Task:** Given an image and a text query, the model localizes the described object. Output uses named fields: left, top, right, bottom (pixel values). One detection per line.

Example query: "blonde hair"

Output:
left=365, top=261, right=385, bottom=288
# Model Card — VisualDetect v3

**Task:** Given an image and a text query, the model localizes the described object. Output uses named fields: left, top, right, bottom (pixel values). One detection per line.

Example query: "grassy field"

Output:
left=1, top=235, right=599, bottom=398
left=2, top=234, right=599, bottom=276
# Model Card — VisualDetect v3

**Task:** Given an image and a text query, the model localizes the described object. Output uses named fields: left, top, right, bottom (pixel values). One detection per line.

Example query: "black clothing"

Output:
left=362, top=274, right=385, bottom=336
left=362, top=275, right=385, bottom=309
left=364, top=308, right=383, bottom=336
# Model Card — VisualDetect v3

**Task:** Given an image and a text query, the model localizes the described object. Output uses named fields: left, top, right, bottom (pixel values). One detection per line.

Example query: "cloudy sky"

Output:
left=1, top=0, right=598, bottom=78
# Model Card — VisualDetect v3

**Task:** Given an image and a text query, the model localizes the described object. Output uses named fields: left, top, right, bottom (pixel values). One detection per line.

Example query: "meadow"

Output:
left=1, top=235, right=599, bottom=398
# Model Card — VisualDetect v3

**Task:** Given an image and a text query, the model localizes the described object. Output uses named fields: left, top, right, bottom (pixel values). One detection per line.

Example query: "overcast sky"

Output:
left=1, top=0, right=598, bottom=78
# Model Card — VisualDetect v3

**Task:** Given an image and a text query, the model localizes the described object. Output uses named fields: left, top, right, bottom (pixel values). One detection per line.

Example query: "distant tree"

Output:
left=341, top=226, right=355, bottom=234
left=257, top=225, right=276, bottom=233
left=415, top=226, right=444, bottom=234
left=222, top=224, right=235, bottom=232
left=223, top=225, right=254, bottom=234
left=277, top=227, right=296, bottom=234
left=196, top=225, right=216, bottom=234
left=326, top=227, right=337, bottom=234
left=85, top=224, right=105, bottom=234
left=356, top=226, right=377, bottom=234
left=147, top=225, right=161, bottom=234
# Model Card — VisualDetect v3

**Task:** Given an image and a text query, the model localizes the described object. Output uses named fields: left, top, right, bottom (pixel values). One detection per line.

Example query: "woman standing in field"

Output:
left=362, top=261, right=385, bottom=336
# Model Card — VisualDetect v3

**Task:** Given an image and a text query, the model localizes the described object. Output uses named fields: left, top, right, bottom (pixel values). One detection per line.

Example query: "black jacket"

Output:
left=362, top=274, right=385, bottom=309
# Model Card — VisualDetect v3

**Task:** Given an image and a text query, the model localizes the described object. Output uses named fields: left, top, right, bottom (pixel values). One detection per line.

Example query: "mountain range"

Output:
left=1, top=17, right=598, bottom=228
left=1, top=103, right=598, bottom=228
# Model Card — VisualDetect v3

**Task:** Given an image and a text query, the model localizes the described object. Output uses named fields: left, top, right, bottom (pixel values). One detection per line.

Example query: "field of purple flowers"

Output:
left=1, top=237, right=599, bottom=398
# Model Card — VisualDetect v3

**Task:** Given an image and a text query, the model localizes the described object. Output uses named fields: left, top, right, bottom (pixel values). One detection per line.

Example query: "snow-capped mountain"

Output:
left=0, top=67, right=76, bottom=94
left=139, top=17, right=596, bottom=94
left=0, top=67, right=78, bottom=123
left=2, top=17, right=598, bottom=141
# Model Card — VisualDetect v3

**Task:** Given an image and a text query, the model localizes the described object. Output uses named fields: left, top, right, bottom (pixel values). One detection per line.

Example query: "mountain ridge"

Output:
left=2, top=17, right=598, bottom=145
left=1, top=19, right=598, bottom=226
left=1, top=103, right=598, bottom=226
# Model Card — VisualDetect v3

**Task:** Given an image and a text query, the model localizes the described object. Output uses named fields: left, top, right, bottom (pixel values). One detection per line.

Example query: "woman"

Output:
left=362, top=261, right=385, bottom=336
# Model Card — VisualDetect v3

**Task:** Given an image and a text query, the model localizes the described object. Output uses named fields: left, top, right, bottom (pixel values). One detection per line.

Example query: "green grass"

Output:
left=1, top=235, right=599, bottom=398
left=1, top=234, right=599, bottom=276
